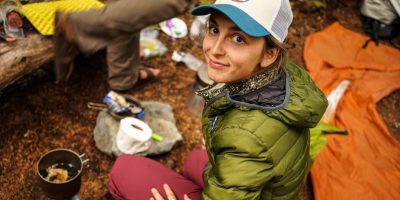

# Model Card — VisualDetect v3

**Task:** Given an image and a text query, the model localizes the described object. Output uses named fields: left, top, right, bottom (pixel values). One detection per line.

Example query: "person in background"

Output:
left=108, top=0, right=328, bottom=199
left=54, top=0, right=195, bottom=92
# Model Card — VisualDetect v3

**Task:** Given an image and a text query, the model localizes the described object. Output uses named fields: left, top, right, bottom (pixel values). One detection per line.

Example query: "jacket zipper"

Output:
left=210, top=116, right=218, bottom=133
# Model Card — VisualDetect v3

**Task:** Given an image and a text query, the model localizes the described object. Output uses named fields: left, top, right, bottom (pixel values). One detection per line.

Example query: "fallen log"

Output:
left=0, top=33, right=53, bottom=91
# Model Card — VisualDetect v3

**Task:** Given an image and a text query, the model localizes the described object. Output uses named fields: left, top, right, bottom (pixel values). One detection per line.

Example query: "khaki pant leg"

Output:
left=67, top=0, right=194, bottom=89
left=70, top=7, right=140, bottom=90
left=99, top=0, right=194, bottom=33
left=106, top=32, right=140, bottom=91
left=69, top=0, right=193, bottom=54
left=68, top=7, right=111, bottom=54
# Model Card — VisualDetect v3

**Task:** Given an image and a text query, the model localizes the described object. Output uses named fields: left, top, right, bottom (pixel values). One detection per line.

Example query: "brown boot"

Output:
left=53, top=11, right=79, bottom=83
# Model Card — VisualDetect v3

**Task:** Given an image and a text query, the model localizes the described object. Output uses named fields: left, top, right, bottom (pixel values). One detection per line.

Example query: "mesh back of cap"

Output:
left=271, top=0, right=293, bottom=42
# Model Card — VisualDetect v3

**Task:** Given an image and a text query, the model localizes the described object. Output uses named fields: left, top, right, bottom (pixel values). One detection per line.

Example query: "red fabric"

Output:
left=183, top=149, right=208, bottom=188
left=108, top=149, right=208, bottom=200
left=304, top=22, right=400, bottom=200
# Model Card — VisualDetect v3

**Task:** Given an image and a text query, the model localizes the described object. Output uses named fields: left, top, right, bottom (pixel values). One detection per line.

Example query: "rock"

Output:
left=93, top=111, right=120, bottom=156
left=141, top=101, right=176, bottom=124
left=93, top=101, right=183, bottom=157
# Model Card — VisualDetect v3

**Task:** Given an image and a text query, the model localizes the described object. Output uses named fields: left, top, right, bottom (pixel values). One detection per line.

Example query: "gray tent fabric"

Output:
left=361, top=0, right=400, bottom=25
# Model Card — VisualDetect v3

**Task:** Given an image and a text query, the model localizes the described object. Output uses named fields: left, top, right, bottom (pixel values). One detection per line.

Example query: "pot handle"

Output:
left=80, top=153, right=90, bottom=168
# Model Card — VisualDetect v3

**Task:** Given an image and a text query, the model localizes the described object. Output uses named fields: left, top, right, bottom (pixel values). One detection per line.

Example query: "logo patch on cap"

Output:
left=231, top=0, right=249, bottom=2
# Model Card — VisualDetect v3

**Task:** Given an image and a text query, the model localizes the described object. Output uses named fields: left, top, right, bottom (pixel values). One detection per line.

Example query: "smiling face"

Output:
left=202, top=13, right=278, bottom=84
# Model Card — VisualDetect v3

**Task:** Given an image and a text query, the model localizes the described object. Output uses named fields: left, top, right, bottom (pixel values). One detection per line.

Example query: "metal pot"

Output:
left=37, top=148, right=88, bottom=199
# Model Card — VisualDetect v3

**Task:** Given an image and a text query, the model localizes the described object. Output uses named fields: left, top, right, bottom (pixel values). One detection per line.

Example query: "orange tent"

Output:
left=304, top=22, right=400, bottom=200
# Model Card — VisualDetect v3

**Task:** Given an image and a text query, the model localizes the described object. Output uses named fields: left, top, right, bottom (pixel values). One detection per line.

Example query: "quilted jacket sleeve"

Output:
left=202, top=127, right=275, bottom=200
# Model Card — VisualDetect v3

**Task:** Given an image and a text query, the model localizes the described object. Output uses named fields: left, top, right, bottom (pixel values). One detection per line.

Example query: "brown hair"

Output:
left=264, top=35, right=289, bottom=70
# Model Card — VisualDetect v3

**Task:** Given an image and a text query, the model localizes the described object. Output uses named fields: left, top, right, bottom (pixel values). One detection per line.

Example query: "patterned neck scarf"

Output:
left=196, top=64, right=281, bottom=103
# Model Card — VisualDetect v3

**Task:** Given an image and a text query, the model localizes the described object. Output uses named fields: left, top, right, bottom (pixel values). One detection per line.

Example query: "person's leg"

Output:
left=53, top=8, right=111, bottom=83
left=183, top=149, right=208, bottom=188
left=55, top=0, right=192, bottom=83
left=109, top=154, right=202, bottom=200
left=53, top=12, right=80, bottom=83
left=69, top=0, right=193, bottom=55
left=106, top=32, right=140, bottom=91
left=67, top=8, right=111, bottom=55
left=106, top=32, right=162, bottom=91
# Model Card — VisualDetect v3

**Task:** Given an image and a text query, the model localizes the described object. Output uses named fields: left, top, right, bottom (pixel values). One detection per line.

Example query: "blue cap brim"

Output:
left=191, top=4, right=270, bottom=37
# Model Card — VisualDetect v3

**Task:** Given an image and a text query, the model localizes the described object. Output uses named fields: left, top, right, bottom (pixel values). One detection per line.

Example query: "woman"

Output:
left=108, top=0, right=327, bottom=199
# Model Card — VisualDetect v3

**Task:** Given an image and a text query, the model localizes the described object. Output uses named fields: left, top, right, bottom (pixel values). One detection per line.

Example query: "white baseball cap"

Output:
left=192, top=0, right=293, bottom=43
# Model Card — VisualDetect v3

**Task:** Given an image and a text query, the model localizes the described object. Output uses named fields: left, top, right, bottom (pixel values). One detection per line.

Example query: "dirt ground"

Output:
left=0, top=1, right=399, bottom=199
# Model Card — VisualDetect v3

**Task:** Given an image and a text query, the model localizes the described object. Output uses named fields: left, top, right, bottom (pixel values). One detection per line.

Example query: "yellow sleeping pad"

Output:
left=20, top=0, right=104, bottom=36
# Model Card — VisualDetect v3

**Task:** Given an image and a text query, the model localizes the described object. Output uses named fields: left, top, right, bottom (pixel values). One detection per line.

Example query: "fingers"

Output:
left=151, top=188, right=164, bottom=200
left=184, top=194, right=192, bottom=200
left=151, top=184, right=177, bottom=200
left=163, top=184, right=176, bottom=199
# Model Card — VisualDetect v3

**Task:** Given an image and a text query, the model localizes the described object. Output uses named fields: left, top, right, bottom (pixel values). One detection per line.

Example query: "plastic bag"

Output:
left=0, top=0, right=21, bottom=16
left=171, top=51, right=206, bottom=71
left=140, top=36, right=167, bottom=59
left=1, top=0, right=25, bottom=39
left=189, top=15, right=209, bottom=46
left=322, top=80, right=351, bottom=123
left=140, top=28, right=159, bottom=39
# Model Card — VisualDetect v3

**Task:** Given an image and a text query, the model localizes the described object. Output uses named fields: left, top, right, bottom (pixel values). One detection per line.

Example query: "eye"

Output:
left=207, top=24, right=219, bottom=35
left=232, top=34, right=245, bottom=44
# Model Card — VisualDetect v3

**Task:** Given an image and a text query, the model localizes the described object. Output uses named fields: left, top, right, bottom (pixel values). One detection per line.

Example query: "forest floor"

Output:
left=0, top=0, right=399, bottom=199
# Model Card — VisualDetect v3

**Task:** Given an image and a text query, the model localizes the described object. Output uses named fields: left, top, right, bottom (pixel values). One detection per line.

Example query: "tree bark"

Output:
left=0, top=33, right=53, bottom=91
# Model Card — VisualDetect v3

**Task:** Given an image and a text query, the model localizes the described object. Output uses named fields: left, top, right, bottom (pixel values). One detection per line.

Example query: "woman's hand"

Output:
left=150, top=184, right=192, bottom=200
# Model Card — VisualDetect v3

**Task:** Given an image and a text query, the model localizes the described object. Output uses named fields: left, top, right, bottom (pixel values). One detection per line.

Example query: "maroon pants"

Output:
left=108, top=149, right=208, bottom=200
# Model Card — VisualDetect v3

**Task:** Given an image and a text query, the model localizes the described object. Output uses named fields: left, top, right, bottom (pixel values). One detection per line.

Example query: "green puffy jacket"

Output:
left=201, top=62, right=328, bottom=200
